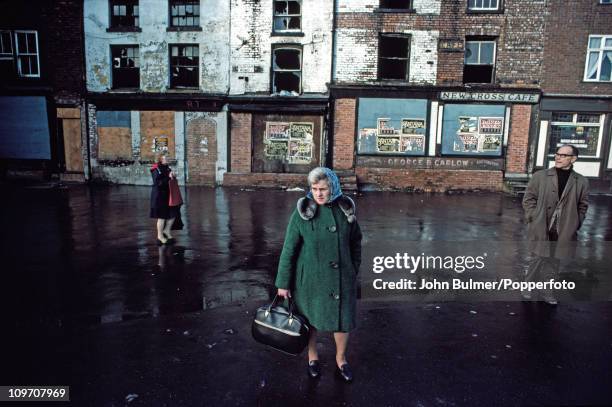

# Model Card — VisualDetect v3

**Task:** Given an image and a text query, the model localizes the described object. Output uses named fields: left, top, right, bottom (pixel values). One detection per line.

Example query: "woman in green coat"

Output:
left=276, top=167, right=362, bottom=382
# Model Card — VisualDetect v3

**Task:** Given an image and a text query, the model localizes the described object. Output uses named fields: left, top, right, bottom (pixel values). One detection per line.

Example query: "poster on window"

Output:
left=377, top=136, right=401, bottom=153
left=401, top=119, right=426, bottom=135
left=264, top=121, right=313, bottom=162
left=265, top=122, right=291, bottom=140
left=400, top=135, right=425, bottom=153
left=154, top=137, right=169, bottom=153
left=290, top=123, right=313, bottom=140
left=288, top=140, right=312, bottom=164
left=442, top=104, right=505, bottom=156
left=357, top=98, right=428, bottom=156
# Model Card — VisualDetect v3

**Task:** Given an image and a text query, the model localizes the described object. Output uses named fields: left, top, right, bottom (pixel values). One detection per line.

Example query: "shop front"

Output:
left=536, top=97, right=612, bottom=192
left=333, top=88, right=538, bottom=192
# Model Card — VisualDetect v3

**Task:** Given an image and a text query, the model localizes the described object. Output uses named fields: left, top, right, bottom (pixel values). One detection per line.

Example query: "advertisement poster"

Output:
left=264, top=121, right=314, bottom=163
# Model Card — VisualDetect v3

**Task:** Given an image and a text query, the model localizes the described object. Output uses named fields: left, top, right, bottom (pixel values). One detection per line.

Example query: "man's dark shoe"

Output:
left=307, top=360, right=321, bottom=379
left=336, top=363, right=353, bottom=383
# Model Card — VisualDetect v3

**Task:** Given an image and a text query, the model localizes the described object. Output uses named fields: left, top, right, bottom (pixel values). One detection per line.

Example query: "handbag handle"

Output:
left=266, top=294, right=296, bottom=319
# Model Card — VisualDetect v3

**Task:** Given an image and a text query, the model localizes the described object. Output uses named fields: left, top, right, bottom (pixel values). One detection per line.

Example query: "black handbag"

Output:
left=251, top=295, right=310, bottom=356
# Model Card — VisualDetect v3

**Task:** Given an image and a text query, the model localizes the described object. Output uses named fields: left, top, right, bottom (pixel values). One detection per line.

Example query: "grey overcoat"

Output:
left=522, top=167, right=589, bottom=258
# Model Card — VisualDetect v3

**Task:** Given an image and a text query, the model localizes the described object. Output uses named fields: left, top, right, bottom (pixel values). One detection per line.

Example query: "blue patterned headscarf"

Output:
left=306, top=167, right=343, bottom=203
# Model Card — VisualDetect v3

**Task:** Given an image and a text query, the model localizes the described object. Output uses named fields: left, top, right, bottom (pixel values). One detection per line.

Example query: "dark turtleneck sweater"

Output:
left=556, top=167, right=572, bottom=199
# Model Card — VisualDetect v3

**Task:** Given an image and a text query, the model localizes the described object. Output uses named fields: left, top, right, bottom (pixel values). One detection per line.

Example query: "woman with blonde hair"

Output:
left=276, top=167, right=362, bottom=382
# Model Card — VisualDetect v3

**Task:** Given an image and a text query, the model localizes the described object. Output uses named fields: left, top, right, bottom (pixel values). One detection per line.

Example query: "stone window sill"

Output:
left=271, top=31, right=305, bottom=37
left=106, top=27, right=142, bottom=32
left=167, top=26, right=203, bottom=32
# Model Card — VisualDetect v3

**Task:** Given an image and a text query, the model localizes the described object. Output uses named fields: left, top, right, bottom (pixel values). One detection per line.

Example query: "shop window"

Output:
left=463, top=39, right=496, bottom=83
left=584, top=35, right=612, bottom=82
left=170, top=44, right=199, bottom=88
left=272, top=45, right=302, bottom=94
left=379, top=0, right=412, bottom=9
left=110, top=0, right=139, bottom=28
left=378, top=34, right=410, bottom=80
left=0, top=30, right=40, bottom=78
left=600, top=0, right=611, bottom=4
left=357, top=98, right=428, bottom=156
left=468, top=0, right=501, bottom=11
left=111, top=45, right=139, bottom=89
left=170, top=0, right=200, bottom=27
left=548, top=112, right=603, bottom=158
left=273, top=1, right=301, bottom=33
left=441, top=104, right=505, bottom=156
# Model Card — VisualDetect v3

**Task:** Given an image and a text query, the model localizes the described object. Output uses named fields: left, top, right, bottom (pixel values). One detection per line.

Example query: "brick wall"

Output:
left=186, top=117, right=217, bottom=185
left=335, top=0, right=546, bottom=88
left=48, top=0, right=85, bottom=103
left=230, top=113, right=252, bottom=173
left=506, top=104, right=531, bottom=174
left=541, top=0, right=612, bottom=95
left=356, top=168, right=504, bottom=192
left=333, top=99, right=356, bottom=170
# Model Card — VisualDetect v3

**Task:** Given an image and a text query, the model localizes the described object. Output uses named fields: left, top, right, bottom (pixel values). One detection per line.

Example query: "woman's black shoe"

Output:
left=336, top=363, right=353, bottom=383
left=156, top=239, right=165, bottom=246
left=307, top=360, right=321, bottom=379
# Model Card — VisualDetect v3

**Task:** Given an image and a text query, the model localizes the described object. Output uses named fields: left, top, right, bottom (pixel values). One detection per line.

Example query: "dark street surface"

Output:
left=2, top=184, right=612, bottom=406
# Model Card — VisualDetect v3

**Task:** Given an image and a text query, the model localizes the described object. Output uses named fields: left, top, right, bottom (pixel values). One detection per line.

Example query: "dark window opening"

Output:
left=111, top=45, right=139, bottom=88
left=0, top=30, right=15, bottom=77
left=170, top=0, right=200, bottom=27
left=273, top=1, right=301, bottom=32
left=170, top=44, right=199, bottom=88
left=378, top=34, right=410, bottom=80
left=110, top=0, right=139, bottom=28
left=380, top=0, right=411, bottom=9
left=463, top=39, right=495, bottom=83
left=272, top=46, right=301, bottom=94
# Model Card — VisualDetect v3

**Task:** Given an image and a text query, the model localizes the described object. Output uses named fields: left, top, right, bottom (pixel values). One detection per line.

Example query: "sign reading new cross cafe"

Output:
left=440, top=91, right=540, bottom=104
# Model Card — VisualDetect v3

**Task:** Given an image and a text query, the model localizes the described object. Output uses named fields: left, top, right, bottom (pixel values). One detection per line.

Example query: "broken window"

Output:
left=0, top=30, right=15, bottom=78
left=110, top=0, right=139, bottom=28
left=272, top=46, right=302, bottom=94
left=170, top=44, right=199, bottom=88
left=378, top=34, right=410, bottom=80
left=463, top=39, right=496, bottom=83
left=273, top=1, right=301, bottom=32
left=111, top=45, right=139, bottom=88
left=170, top=0, right=200, bottom=27
left=584, top=35, right=612, bottom=82
left=379, top=0, right=412, bottom=9
left=468, top=0, right=500, bottom=11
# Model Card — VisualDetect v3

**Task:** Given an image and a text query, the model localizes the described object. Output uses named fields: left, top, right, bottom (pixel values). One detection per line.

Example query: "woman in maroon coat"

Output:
left=150, top=154, right=178, bottom=245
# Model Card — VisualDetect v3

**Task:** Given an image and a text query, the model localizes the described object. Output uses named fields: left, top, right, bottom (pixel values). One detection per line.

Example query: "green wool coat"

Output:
left=275, top=195, right=363, bottom=332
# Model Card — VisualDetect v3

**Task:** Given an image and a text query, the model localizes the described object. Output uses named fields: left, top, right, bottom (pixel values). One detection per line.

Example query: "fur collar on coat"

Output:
left=297, top=195, right=356, bottom=223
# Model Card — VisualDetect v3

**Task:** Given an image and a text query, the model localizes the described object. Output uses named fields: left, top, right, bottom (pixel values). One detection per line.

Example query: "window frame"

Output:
left=110, top=44, right=140, bottom=89
left=13, top=30, right=40, bottom=78
left=271, top=44, right=303, bottom=94
left=583, top=35, right=612, bottom=82
left=377, top=33, right=411, bottom=81
left=463, top=38, right=496, bottom=84
left=272, top=0, right=302, bottom=34
left=548, top=112, right=605, bottom=159
left=109, top=0, right=140, bottom=29
left=467, top=0, right=503, bottom=14
left=169, top=44, right=200, bottom=89
left=168, top=0, right=201, bottom=29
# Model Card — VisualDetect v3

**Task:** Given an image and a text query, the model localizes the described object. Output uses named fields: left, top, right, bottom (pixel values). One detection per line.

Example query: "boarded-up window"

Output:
left=252, top=114, right=321, bottom=173
left=97, top=111, right=132, bottom=160
left=140, top=111, right=175, bottom=161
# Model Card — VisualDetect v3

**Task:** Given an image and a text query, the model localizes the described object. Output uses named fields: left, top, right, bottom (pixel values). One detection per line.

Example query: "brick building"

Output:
left=84, top=0, right=228, bottom=185
left=329, top=0, right=545, bottom=192
left=0, top=0, right=87, bottom=181
left=223, top=0, right=334, bottom=188
left=536, top=0, right=612, bottom=192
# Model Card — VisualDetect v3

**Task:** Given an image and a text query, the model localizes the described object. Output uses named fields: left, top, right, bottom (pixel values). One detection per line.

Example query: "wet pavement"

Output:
left=2, top=184, right=612, bottom=406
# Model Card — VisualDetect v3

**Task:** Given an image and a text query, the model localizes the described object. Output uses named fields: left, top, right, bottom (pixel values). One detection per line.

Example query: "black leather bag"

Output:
left=251, top=295, right=310, bottom=356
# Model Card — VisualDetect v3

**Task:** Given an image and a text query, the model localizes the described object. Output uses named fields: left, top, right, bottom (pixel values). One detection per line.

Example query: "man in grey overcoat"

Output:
left=521, top=144, right=589, bottom=304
